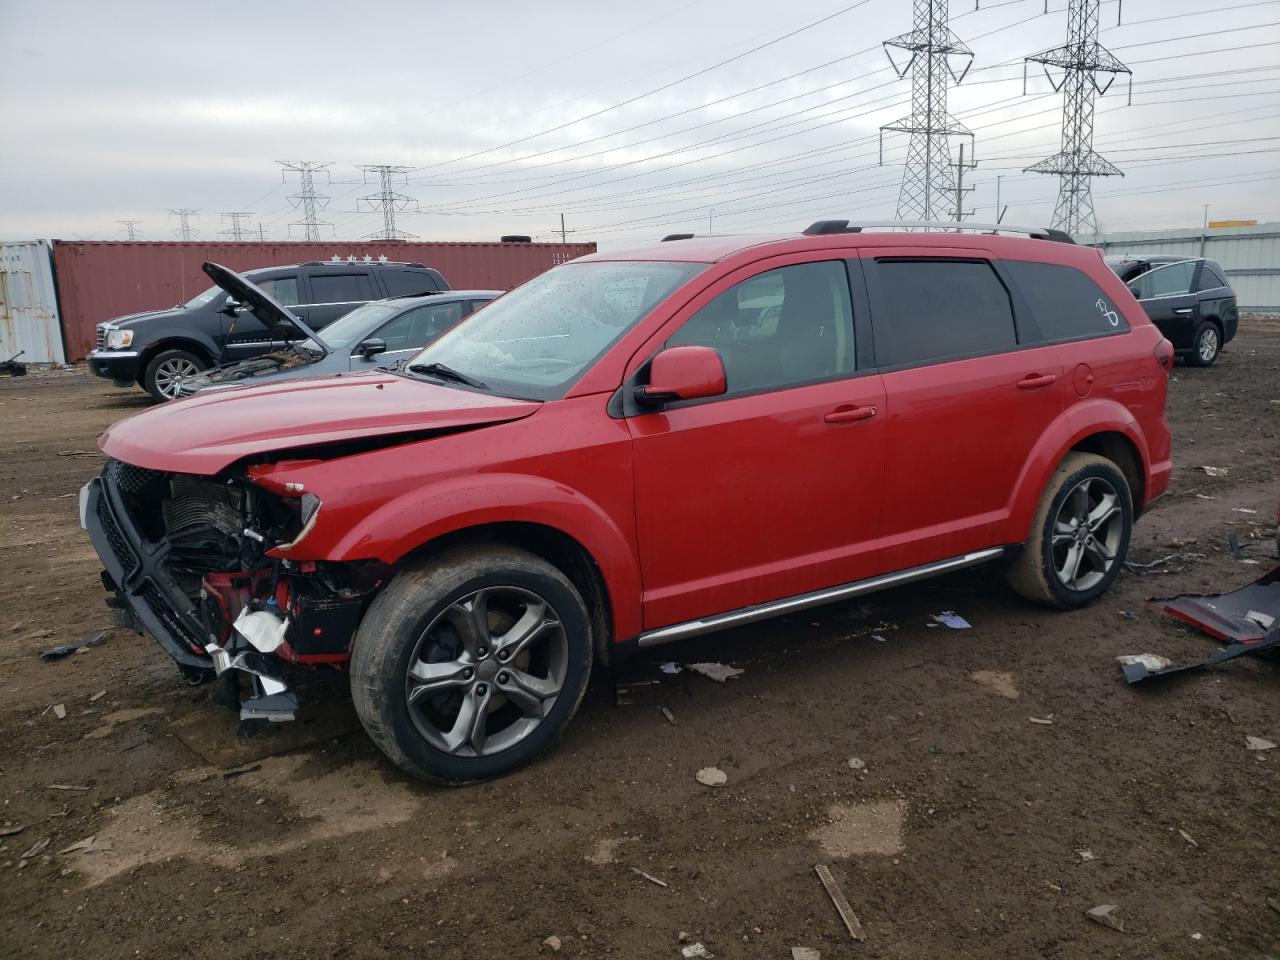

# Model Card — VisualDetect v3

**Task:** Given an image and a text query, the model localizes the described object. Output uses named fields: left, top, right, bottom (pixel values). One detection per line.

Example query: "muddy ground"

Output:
left=1, top=321, right=1278, bottom=960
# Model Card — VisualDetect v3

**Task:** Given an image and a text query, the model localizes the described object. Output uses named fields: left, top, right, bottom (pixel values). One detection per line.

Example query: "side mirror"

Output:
left=635, top=345, right=726, bottom=406
left=1128, top=285, right=1143, bottom=300
left=356, top=338, right=387, bottom=358
left=220, top=298, right=243, bottom=317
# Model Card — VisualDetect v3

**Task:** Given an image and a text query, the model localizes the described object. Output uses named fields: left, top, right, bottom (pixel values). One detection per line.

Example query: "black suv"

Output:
left=87, top=259, right=449, bottom=400
left=1105, top=255, right=1238, bottom=367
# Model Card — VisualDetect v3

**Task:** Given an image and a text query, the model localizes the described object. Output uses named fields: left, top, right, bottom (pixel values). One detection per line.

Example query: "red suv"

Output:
left=83, top=222, right=1173, bottom=782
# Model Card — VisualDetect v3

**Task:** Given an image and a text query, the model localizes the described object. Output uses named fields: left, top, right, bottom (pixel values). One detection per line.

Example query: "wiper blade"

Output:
left=408, top=362, right=487, bottom=389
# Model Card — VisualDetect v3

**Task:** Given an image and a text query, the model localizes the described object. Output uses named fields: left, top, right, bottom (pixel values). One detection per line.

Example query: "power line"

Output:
left=168, top=208, right=199, bottom=240
left=278, top=161, right=334, bottom=241
left=357, top=165, right=419, bottom=240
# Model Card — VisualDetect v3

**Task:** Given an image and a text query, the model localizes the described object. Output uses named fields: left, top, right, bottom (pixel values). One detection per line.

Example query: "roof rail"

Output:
left=661, top=233, right=696, bottom=242
left=801, top=220, right=1075, bottom=244
left=501, top=235, right=532, bottom=243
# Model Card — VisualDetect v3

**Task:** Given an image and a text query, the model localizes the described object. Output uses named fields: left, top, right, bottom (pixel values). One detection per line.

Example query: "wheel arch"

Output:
left=137, top=336, right=217, bottom=380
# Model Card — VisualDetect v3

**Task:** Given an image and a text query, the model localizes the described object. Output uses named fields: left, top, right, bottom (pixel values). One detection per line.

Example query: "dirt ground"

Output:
left=1, top=321, right=1277, bottom=960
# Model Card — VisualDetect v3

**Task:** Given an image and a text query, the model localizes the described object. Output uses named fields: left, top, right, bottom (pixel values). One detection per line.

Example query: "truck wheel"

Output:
left=1187, top=321, right=1220, bottom=367
left=1008, top=453, right=1133, bottom=610
left=143, top=348, right=206, bottom=401
left=350, top=545, right=593, bottom=784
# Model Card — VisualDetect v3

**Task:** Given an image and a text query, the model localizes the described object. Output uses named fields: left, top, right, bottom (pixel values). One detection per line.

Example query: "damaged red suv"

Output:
left=83, top=222, right=1173, bottom=782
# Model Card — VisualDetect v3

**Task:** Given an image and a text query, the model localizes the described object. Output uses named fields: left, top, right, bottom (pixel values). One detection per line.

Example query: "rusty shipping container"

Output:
left=52, top=239, right=597, bottom=361
left=0, top=240, right=67, bottom=364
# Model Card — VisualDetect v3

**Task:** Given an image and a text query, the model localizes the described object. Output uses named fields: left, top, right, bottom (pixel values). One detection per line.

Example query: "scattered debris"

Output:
left=0, top=824, right=26, bottom=837
left=686, top=662, right=744, bottom=682
left=1085, top=903, right=1125, bottom=932
left=1150, top=565, right=1279, bottom=643
left=659, top=662, right=682, bottom=675
left=222, top=764, right=262, bottom=781
left=791, top=949, right=822, bottom=960
left=1119, top=610, right=1138, bottom=620
left=20, top=837, right=50, bottom=860
left=46, top=783, right=90, bottom=791
left=542, top=934, right=562, bottom=952
left=39, top=630, right=106, bottom=661
left=58, top=835, right=111, bottom=855
left=51, top=703, right=66, bottom=720
left=1190, top=932, right=1203, bottom=941
left=680, top=943, right=714, bottom=959
left=1122, top=633, right=1280, bottom=683
left=1245, top=736, right=1276, bottom=751
left=660, top=706, right=678, bottom=726
left=847, top=757, right=866, bottom=772
left=1077, top=849, right=1096, bottom=862
left=89, top=690, right=107, bottom=702
left=870, top=634, right=888, bottom=642
left=932, top=611, right=972, bottom=629
left=1232, top=507, right=1258, bottom=514
left=1178, top=829, right=1198, bottom=848
left=1227, top=532, right=1246, bottom=559
left=1124, top=553, right=1203, bottom=575
left=814, top=864, right=867, bottom=942
left=695, top=767, right=728, bottom=788
left=1244, top=610, right=1275, bottom=630
left=0, top=351, right=27, bottom=377
left=1194, top=493, right=1217, bottom=500
left=1117, top=653, right=1173, bottom=672
left=1200, top=465, right=1229, bottom=477
left=630, top=866, right=669, bottom=888
left=1028, top=715, right=1055, bottom=725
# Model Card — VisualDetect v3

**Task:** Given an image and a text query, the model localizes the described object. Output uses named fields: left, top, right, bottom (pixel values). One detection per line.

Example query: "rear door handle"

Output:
left=824, top=405, right=878, bottom=424
left=1016, top=373, right=1057, bottom=390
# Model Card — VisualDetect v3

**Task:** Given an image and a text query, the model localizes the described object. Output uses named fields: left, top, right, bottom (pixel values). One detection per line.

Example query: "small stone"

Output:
left=792, top=948, right=821, bottom=960
left=1077, top=849, right=1096, bottom=862
left=1190, top=932, right=1203, bottom=941
left=542, top=935, right=562, bottom=952
left=52, top=704, right=67, bottom=720
left=1245, top=736, right=1276, bottom=751
left=695, top=767, right=727, bottom=788
left=847, top=757, right=866, bottom=772
left=1086, top=904, right=1124, bottom=931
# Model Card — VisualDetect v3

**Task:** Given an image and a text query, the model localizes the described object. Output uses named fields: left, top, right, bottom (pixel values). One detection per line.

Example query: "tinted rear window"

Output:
left=1004, top=260, right=1127, bottom=341
left=310, top=273, right=375, bottom=303
left=382, top=269, right=440, bottom=297
left=873, top=259, right=1015, bottom=367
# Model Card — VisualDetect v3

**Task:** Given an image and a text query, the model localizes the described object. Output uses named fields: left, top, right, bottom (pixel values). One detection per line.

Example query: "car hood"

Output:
left=203, top=261, right=328, bottom=353
left=105, top=307, right=188, bottom=329
left=99, top=372, right=541, bottom=474
left=180, top=343, right=330, bottom=395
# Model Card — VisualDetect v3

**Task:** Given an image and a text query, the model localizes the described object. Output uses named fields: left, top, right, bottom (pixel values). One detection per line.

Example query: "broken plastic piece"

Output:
left=814, top=864, right=867, bottom=942
left=39, top=630, right=105, bottom=661
left=1119, top=632, right=1279, bottom=683
left=933, top=611, right=972, bottom=629
left=686, top=662, right=743, bottom=682
left=1150, top=564, right=1280, bottom=644
left=232, top=607, right=289, bottom=654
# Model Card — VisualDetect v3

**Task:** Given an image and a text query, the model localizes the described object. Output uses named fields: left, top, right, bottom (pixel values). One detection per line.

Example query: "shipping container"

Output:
left=0, top=240, right=67, bottom=364
left=51, top=239, right=597, bottom=361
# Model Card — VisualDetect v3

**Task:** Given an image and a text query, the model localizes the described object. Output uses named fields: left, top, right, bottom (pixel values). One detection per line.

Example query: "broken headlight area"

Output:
left=91, top=459, right=386, bottom=721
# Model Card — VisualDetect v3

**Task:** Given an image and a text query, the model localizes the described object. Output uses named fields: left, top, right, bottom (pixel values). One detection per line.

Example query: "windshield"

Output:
left=314, top=301, right=403, bottom=348
left=184, top=285, right=224, bottom=308
left=405, top=261, right=704, bottom=399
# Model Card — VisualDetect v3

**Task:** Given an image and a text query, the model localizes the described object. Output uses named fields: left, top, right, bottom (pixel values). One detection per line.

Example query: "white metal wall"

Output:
left=0, top=240, right=66, bottom=364
left=1088, top=223, right=1280, bottom=311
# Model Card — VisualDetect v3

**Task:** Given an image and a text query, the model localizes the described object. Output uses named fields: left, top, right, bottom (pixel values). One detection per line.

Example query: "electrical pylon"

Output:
left=1023, top=0, right=1131, bottom=237
left=357, top=165, right=418, bottom=240
left=879, top=0, right=975, bottom=223
left=278, top=161, right=334, bottom=241
left=218, top=212, right=255, bottom=241
left=168, top=208, right=199, bottom=240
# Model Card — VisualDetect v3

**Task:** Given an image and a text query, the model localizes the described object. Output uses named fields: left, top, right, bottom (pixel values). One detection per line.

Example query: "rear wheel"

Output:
left=143, top=348, right=206, bottom=401
left=350, top=545, right=593, bottom=784
left=1008, top=452, right=1132, bottom=609
left=1187, top=321, right=1220, bottom=367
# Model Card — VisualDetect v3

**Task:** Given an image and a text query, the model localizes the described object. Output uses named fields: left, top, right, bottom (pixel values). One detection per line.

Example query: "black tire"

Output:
left=1007, top=452, right=1133, bottom=610
left=350, top=545, right=593, bottom=784
left=1186, top=321, right=1221, bottom=367
left=143, top=348, right=207, bottom=402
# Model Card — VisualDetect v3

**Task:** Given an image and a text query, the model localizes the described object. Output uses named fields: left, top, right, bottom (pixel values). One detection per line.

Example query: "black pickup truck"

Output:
left=87, top=259, right=448, bottom=400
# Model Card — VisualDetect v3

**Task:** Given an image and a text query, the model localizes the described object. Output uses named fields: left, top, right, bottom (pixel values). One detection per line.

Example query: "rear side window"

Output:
left=1003, top=260, right=1127, bottom=341
left=310, top=272, right=375, bottom=303
left=382, top=269, right=440, bottom=297
left=1199, top=262, right=1229, bottom=290
left=872, top=259, right=1015, bottom=367
left=1128, top=261, right=1196, bottom=300
left=255, top=276, right=300, bottom=306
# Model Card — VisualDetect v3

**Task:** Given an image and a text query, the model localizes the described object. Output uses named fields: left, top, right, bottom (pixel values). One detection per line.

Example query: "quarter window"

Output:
left=666, top=261, right=854, bottom=395
left=872, top=259, right=1015, bottom=367
left=382, top=270, right=440, bottom=297
left=310, top=273, right=375, bottom=303
left=1003, top=260, right=1127, bottom=341
left=1128, top=261, right=1196, bottom=299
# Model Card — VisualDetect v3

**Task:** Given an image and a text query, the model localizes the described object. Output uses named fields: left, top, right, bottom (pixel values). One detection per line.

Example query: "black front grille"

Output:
left=96, top=494, right=134, bottom=566
left=107, top=459, right=165, bottom=496
left=140, top=583, right=202, bottom=653
left=96, top=326, right=106, bottom=350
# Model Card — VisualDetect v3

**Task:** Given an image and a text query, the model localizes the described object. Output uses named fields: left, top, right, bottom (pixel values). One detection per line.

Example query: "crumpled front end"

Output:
left=83, top=459, right=383, bottom=721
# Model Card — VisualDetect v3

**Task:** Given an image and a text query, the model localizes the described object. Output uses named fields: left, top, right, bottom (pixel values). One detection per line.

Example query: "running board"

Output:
left=636, top=548, right=1005, bottom=648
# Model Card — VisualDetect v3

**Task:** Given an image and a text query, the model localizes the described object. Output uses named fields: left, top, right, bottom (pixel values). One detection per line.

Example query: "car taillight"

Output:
left=1154, top=338, right=1174, bottom=373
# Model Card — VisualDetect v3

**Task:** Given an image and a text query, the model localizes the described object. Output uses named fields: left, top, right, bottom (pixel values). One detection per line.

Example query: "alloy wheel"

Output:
left=1050, top=476, right=1124, bottom=592
left=404, top=586, right=568, bottom=758
left=153, top=357, right=202, bottom=399
left=1198, top=327, right=1219, bottom=363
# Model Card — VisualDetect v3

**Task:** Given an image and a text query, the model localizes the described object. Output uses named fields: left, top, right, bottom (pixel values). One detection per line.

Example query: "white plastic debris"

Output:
left=51, top=703, right=66, bottom=719
left=1078, top=849, right=1096, bottom=862
left=1200, top=465, right=1230, bottom=477
left=686, top=662, right=743, bottom=682
left=1086, top=904, right=1125, bottom=931
left=1117, top=654, right=1173, bottom=672
left=659, top=662, right=682, bottom=675
left=695, top=767, right=728, bottom=787
left=932, top=611, right=972, bottom=629
left=1244, top=610, right=1275, bottom=630
left=681, top=944, right=714, bottom=959
left=1231, top=507, right=1258, bottom=514
left=1029, top=715, right=1054, bottom=725
left=232, top=607, right=290, bottom=654
left=871, top=634, right=888, bottom=643
left=1245, top=736, right=1276, bottom=751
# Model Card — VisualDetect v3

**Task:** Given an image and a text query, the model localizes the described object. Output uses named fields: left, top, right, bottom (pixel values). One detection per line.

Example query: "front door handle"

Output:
left=824, top=405, right=878, bottom=424
left=1017, top=373, right=1057, bottom=390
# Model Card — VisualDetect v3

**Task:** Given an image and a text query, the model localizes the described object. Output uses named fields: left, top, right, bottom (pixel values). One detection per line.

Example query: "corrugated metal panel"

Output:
left=1089, top=222, right=1280, bottom=311
left=0, top=240, right=66, bottom=364
left=52, top=239, right=597, bottom=361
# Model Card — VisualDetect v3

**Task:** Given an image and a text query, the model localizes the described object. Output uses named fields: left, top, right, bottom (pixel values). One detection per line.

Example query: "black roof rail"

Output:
left=661, top=233, right=696, bottom=242
left=802, top=220, right=861, bottom=236
left=1034, top=227, right=1076, bottom=245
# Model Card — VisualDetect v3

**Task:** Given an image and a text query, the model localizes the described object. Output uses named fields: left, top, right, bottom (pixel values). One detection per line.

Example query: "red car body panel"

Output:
left=97, top=229, right=1173, bottom=651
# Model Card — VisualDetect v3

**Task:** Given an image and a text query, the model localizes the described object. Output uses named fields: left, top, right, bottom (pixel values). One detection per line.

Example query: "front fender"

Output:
left=137, top=328, right=222, bottom=362
left=1002, top=399, right=1153, bottom=545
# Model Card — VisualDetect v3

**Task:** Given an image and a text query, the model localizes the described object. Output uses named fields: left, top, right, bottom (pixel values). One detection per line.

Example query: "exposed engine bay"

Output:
left=90, top=459, right=383, bottom=721
left=182, top=342, right=321, bottom=394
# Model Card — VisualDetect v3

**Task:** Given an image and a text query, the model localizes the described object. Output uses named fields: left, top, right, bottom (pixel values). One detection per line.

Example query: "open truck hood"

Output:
left=99, top=372, right=541, bottom=474
left=203, top=261, right=329, bottom=354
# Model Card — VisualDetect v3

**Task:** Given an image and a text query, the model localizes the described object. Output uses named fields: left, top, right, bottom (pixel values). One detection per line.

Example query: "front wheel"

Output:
left=143, top=348, right=207, bottom=402
left=1187, top=321, right=1221, bottom=367
left=1008, top=452, right=1133, bottom=609
left=350, top=545, right=593, bottom=784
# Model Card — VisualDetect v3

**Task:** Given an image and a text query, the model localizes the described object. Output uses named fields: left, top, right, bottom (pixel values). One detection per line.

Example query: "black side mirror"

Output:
left=220, top=298, right=243, bottom=317
left=1128, top=285, right=1142, bottom=299
left=356, top=338, right=387, bottom=358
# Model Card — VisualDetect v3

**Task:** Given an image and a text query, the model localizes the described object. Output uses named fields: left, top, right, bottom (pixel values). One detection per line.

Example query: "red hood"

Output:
left=100, top=372, right=540, bottom=474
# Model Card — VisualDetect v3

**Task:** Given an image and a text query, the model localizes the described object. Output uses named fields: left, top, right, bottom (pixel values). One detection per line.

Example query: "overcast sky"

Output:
left=1, top=0, right=1278, bottom=248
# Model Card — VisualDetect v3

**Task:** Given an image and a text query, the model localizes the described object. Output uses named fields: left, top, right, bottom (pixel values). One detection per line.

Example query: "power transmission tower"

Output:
left=552, top=213, right=577, bottom=244
left=357, top=165, right=418, bottom=240
left=879, top=0, right=975, bottom=223
left=168, top=208, right=200, bottom=240
left=219, top=212, right=255, bottom=241
left=1023, top=0, right=1131, bottom=238
left=116, top=219, right=143, bottom=240
left=278, top=161, right=334, bottom=240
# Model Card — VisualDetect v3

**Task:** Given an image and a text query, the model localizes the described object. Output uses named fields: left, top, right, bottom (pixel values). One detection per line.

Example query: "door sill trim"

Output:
left=635, top=548, right=1005, bottom=648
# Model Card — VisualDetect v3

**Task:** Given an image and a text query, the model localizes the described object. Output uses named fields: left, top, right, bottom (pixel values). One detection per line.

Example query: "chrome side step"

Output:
left=635, top=548, right=1004, bottom=648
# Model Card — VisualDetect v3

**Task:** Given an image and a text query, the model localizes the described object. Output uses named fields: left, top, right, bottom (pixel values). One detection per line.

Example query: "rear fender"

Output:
left=1003, top=399, right=1152, bottom=545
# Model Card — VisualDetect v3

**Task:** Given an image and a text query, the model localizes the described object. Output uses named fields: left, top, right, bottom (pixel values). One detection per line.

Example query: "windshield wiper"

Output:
left=408, top=361, right=487, bottom=389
